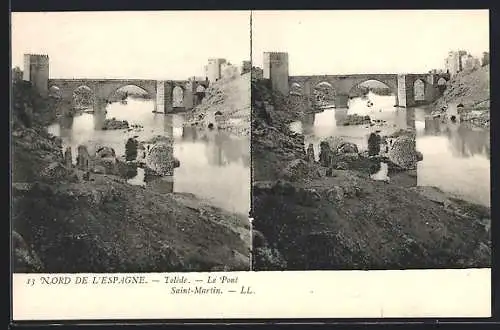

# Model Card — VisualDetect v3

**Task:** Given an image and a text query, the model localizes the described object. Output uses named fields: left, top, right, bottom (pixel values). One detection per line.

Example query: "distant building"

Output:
left=241, top=60, right=251, bottom=74
left=445, top=50, right=481, bottom=77
left=445, top=51, right=461, bottom=76
left=205, top=58, right=227, bottom=82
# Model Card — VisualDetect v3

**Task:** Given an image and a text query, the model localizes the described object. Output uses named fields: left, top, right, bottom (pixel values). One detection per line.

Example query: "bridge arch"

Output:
left=108, top=84, right=152, bottom=102
left=437, top=77, right=447, bottom=86
left=313, top=81, right=336, bottom=107
left=172, top=85, right=184, bottom=108
left=290, top=82, right=303, bottom=95
left=196, top=85, right=206, bottom=93
left=437, top=77, right=448, bottom=94
left=72, top=85, right=95, bottom=108
left=348, top=78, right=397, bottom=97
left=49, top=85, right=62, bottom=99
left=413, top=79, right=426, bottom=101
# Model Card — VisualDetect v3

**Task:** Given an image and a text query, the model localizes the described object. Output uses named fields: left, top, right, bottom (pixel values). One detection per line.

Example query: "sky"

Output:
left=11, top=11, right=250, bottom=80
left=252, top=10, right=489, bottom=75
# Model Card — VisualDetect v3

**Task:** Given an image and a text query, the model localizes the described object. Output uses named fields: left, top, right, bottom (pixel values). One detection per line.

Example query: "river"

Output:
left=289, top=92, right=490, bottom=207
left=47, top=98, right=251, bottom=216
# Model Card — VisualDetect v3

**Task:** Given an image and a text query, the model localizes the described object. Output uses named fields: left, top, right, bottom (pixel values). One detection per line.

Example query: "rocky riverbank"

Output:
left=11, top=81, right=250, bottom=273
left=184, top=72, right=251, bottom=136
left=431, top=65, right=490, bottom=128
left=251, top=79, right=490, bottom=271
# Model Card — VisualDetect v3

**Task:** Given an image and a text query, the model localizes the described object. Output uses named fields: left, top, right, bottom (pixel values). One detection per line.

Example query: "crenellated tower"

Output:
left=23, top=54, right=50, bottom=97
left=263, top=52, right=289, bottom=95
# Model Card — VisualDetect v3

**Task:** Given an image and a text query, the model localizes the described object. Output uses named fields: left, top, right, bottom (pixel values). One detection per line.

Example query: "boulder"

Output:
left=388, top=135, right=419, bottom=169
left=40, top=162, right=76, bottom=183
left=145, top=142, right=180, bottom=176
left=102, top=118, right=129, bottom=130
left=342, top=114, right=371, bottom=126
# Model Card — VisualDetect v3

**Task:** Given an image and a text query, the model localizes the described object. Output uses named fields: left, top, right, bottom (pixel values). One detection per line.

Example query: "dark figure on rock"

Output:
left=306, top=143, right=315, bottom=162
left=368, top=132, right=381, bottom=157
left=319, top=141, right=333, bottom=167
left=125, top=137, right=139, bottom=161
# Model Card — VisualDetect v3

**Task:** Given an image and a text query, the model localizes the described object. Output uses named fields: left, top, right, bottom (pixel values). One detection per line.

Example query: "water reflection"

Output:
left=48, top=98, right=250, bottom=215
left=290, top=92, right=490, bottom=206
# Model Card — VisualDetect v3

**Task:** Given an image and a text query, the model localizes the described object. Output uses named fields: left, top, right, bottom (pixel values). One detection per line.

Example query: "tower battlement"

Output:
left=23, top=53, right=50, bottom=96
left=25, top=54, right=49, bottom=58
left=263, top=51, right=289, bottom=95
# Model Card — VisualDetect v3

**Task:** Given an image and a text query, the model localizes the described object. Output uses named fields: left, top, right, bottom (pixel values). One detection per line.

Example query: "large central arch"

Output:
left=107, top=84, right=152, bottom=102
left=72, top=85, right=95, bottom=108
left=313, top=81, right=336, bottom=107
left=172, top=85, right=185, bottom=108
left=347, top=77, right=398, bottom=97
left=349, top=79, right=395, bottom=97
left=413, top=79, right=426, bottom=102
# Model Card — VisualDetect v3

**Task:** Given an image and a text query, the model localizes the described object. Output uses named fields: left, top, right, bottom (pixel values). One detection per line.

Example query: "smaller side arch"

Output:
left=312, top=81, right=336, bottom=107
left=72, top=85, right=96, bottom=109
left=48, top=85, right=62, bottom=99
left=107, top=83, right=155, bottom=102
left=413, top=78, right=426, bottom=102
left=172, top=85, right=185, bottom=108
left=437, top=77, right=448, bottom=94
left=290, top=82, right=303, bottom=95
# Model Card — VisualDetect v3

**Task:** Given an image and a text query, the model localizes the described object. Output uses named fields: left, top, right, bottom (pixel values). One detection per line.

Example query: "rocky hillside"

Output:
left=435, top=65, right=490, bottom=110
left=251, top=79, right=491, bottom=271
left=186, top=72, right=250, bottom=136
left=11, top=81, right=250, bottom=273
left=432, top=65, right=490, bottom=128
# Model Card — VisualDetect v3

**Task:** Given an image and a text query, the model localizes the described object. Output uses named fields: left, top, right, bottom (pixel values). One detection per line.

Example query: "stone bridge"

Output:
left=47, top=78, right=209, bottom=113
left=288, top=73, right=450, bottom=108
left=262, top=51, right=450, bottom=108
left=22, top=54, right=209, bottom=113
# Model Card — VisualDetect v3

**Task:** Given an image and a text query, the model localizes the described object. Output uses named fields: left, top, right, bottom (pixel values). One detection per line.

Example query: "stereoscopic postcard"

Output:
left=11, top=9, right=491, bottom=320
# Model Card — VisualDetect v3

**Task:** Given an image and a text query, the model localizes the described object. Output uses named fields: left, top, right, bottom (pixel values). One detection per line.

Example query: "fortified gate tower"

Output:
left=263, top=52, right=289, bottom=96
left=23, top=54, right=50, bottom=97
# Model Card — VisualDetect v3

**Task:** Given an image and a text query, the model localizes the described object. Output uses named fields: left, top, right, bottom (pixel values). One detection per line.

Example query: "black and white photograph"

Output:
left=10, top=8, right=493, bottom=322
left=251, top=10, right=491, bottom=271
left=11, top=11, right=251, bottom=273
